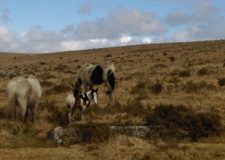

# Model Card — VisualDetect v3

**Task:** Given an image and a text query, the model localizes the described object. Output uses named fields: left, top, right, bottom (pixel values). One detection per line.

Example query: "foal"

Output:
left=66, top=88, right=98, bottom=123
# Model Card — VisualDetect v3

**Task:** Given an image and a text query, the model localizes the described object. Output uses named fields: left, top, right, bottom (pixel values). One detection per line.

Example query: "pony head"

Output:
left=79, top=88, right=98, bottom=104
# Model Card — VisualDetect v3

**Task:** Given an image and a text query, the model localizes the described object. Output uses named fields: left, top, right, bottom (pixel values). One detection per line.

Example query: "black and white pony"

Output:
left=73, top=63, right=115, bottom=104
left=66, top=88, right=98, bottom=122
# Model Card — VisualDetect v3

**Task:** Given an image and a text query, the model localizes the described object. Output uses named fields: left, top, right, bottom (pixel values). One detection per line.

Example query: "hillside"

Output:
left=1, top=40, right=225, bottom=160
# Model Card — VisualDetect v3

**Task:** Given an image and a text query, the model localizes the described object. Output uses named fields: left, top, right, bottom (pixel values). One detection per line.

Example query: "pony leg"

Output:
left=22, top=109, right=28, bottom=122
left=17, top=96, right=28, bottom=123
left=8, top=95, right=16, bottom=121
left=13, top=106, right=16, bottom=121
left=68, top=112, right=72, bottom=124
left=105, top=82, right=114, bottom=105
left=30, top=108, right=34, bottom=122
left=12, top=99, right=17, bottom=121
left=107, top=93, right=113, bottom=106
left=81, top=105, right=86, bottom=120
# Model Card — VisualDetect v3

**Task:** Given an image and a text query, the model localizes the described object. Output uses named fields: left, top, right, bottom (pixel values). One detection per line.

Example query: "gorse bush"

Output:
left=169, top=56, right=175, bottom=62
left=179, top=69, right=191, bottom=77
left=218, top=78, right=225, bottom=86
left=149, top=81, right=163, bottom=94
left=187, top=112, right=222, bottom=141
left=146, top=104, right=190, bottom=130
left=145, top=104, right=222, bottom=141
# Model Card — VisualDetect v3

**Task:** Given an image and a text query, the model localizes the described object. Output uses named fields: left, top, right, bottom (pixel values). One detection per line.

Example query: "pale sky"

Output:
left=0, top=0, right=225, bottom=53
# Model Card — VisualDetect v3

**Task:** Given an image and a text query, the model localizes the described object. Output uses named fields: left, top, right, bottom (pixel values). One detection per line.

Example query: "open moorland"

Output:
left=1, top=40, right=225, bottom=160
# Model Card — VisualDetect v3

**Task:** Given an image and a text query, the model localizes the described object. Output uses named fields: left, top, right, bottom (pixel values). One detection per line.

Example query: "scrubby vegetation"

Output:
left=171, top=68, right=191, bottom=77
left=149, top=81, right=163, bottom=94
left=197, top=67, right=212, bottom=76
left=218, top=78, right=225, bottom=86
left=40, top=100, right=68, bottom=126
left=182, top=80, right=216, bottom=92
left=65, top=123, right=115, bottom=144
left=131, top=80, right=163, bottom=95
left=1, top=40, right=225, bottom=159
left=146, top=104, right=222, bottom=141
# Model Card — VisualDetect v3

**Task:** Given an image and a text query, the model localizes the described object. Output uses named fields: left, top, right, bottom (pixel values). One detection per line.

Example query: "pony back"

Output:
left=27, top=75, right=42, bottom=98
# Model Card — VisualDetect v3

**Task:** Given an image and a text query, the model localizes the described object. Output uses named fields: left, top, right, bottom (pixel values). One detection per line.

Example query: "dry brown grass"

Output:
left=1, top=40, right=225, bottom=159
